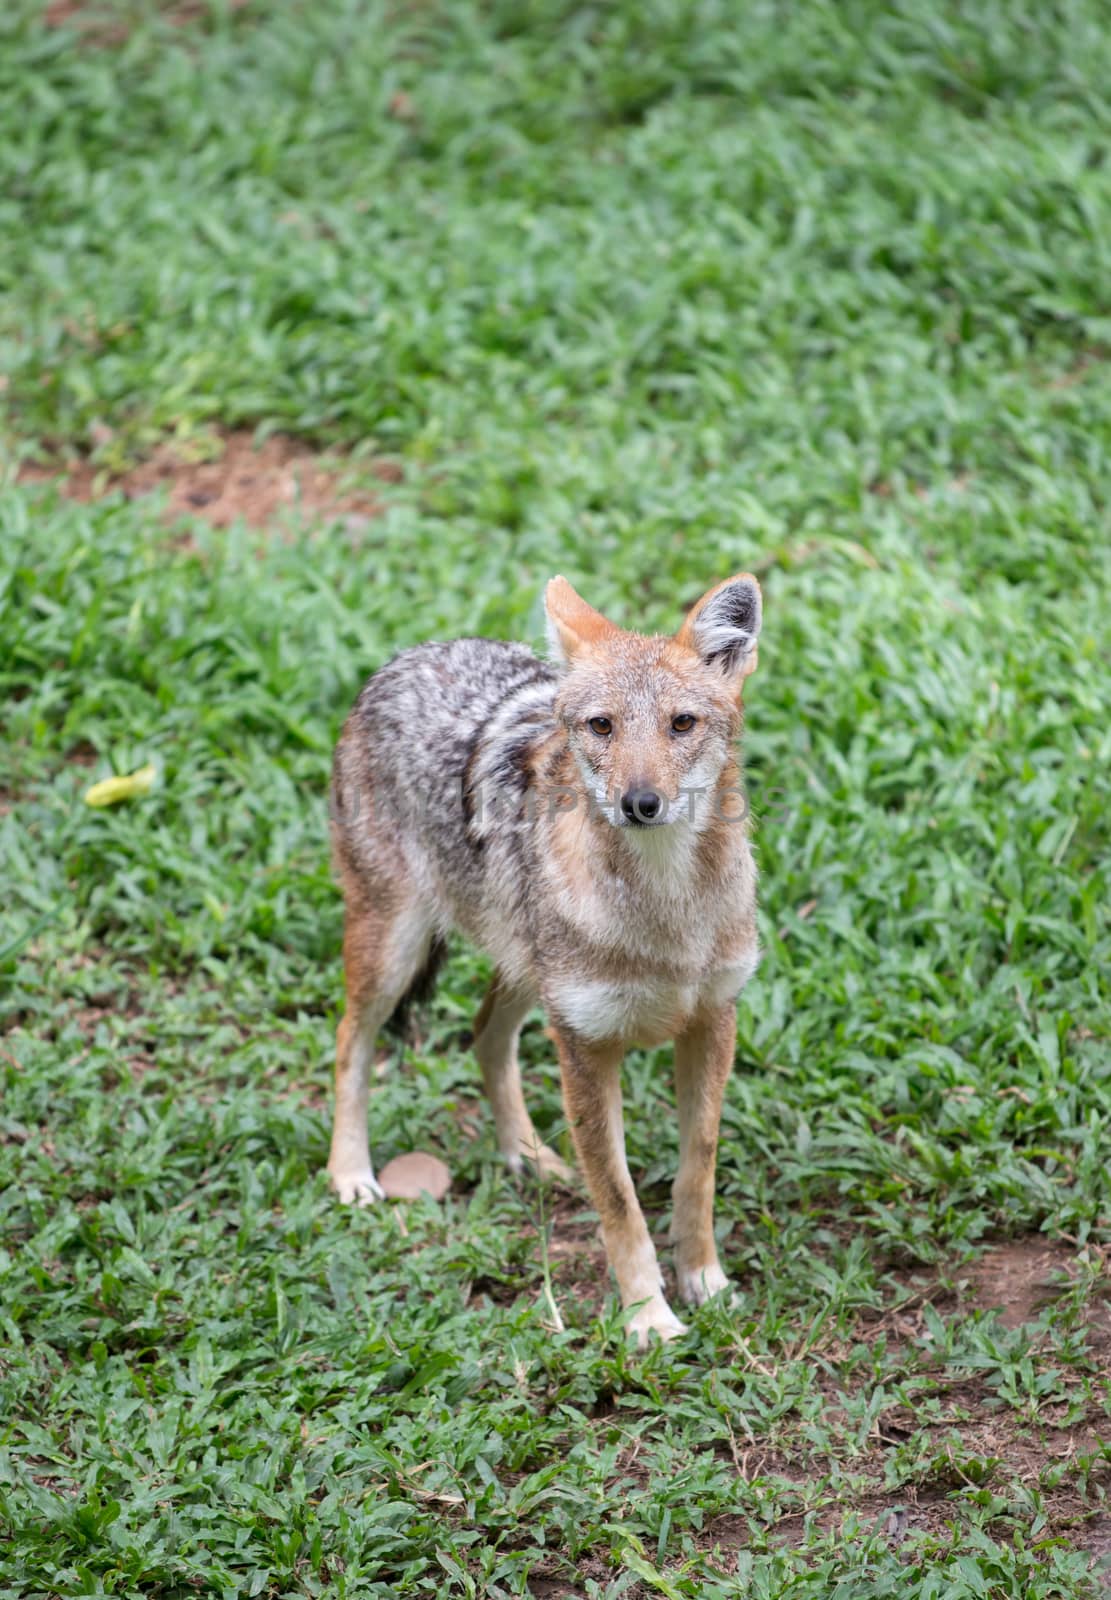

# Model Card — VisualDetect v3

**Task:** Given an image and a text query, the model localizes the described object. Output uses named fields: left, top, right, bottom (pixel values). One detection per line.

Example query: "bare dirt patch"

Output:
left=864, top=1235, right=1087, bottom=1350
left=705, top=1483, right=956, bottom=1557
left=965, top=1236, right=1078, bottom=1328
left=65, top=739, right=98, bottom=768
left=1090, top=1293, right=1111, bottom=1356
left=527, top=1579, right=591, bottom=1599
left=526, top=1553, right=623, bottom=1599
left=695, top=1235, right=1111, bottom=1565
left=546, top=1190, right=608, bottom=1306
left=1079, top=1513, right=1111, bottom=1564
left=699, top=1421, right=1109, bottom=1564
left=43, top=0, right=252, bottom=46
left=18, top=430, right=399, bottom=533
left=461, top=1187, right=609, bottom=1321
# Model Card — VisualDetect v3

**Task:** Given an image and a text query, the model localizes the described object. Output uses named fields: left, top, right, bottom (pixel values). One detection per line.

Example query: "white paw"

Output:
left=626, top=1297, right=689, bottom=1348
left=329, top=1167, right=384, bottom=1206
left=676, top=1261, right=732, bottom=1307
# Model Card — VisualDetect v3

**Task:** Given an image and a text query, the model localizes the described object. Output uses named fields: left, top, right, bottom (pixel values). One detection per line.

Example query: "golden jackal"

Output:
left=328, top=575, right=762, bottom=1344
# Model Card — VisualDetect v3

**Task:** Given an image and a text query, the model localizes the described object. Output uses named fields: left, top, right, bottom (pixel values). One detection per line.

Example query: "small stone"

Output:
left=377, top=1151, right=451, bottom=1202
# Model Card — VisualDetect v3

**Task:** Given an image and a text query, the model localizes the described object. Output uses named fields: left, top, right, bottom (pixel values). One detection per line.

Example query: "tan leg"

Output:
left=327, top=889, right=433, bottom=1205
left=474, top=975, right=571, bottom=1180
left=671, top=1004, right=736, bottom=1305
left=553, top=1028, right=686, bottom=1346
left=328, top=998, right=390, bottom=1204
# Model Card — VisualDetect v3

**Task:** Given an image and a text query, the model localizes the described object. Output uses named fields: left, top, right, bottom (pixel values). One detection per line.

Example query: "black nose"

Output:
left=621, top=788, right=663, bottom=824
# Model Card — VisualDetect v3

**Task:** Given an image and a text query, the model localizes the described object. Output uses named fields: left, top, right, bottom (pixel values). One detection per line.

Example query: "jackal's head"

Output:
left=545, top=574, right=762, bottom=831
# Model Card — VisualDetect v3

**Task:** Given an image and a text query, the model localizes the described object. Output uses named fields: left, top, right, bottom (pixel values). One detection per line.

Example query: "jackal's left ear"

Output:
left=544, top=576, right=620, bottom=665
left=677, top=574, right=762, bottom=681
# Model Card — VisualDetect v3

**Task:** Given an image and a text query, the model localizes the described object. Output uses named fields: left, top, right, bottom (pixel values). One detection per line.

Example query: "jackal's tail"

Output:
left=383, top=934, right=449, bottom=1040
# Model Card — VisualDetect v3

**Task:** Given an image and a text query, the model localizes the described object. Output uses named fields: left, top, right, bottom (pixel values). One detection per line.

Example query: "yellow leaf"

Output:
left=83, top=763, right=157, bottom=808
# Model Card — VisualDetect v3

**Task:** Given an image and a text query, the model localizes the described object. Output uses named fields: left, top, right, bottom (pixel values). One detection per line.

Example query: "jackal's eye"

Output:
left=671, top=713, right=696, bottom=734
left=587, top=716, right=612, bottom=737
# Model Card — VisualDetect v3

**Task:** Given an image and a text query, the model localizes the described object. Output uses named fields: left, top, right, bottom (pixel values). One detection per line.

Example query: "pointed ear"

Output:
left=544, top=576, right=620, bottom=665
left=677, top=574, right=762, bottom=681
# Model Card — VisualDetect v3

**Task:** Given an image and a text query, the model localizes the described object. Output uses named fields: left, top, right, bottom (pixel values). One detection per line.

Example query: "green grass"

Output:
left=2, top=0, right=1111, bottom=1594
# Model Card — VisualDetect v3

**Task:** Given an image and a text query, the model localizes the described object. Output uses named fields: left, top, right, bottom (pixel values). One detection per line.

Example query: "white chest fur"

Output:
left=547, top=947, right=759, bottom=1044
left=547, top=975, right=697, bottom=1042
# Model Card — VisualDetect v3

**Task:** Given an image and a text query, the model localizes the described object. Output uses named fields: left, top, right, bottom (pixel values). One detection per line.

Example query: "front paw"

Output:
left=626, top=1296, right=689, bottom=1348
left=329, top=1166, right=384, bottom=1205
left=676, top=1260, right=732, bottom=1307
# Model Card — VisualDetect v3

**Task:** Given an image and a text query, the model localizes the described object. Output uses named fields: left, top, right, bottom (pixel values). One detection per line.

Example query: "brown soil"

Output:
left=545, top=1190, right=609, bottom=1309
left=521, top=1226, right=1111, bottom=1576
left=527, top=1556, right=626, bottom=1599
left=18, top=429, right=397, bottom=532
left=705, top=1482, right=956, bottom=1555
left=43, top=0, right=251, bottom=45
left=858, top=1235, right=1091, bottom=1355
left=964, top=1235, right=1076, bottom=1328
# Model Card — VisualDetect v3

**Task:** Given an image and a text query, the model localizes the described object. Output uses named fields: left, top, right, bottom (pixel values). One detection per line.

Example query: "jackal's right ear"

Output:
left=544, top=576, right=619, bottom=665
left=677, top=574, right=762, bottom=682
